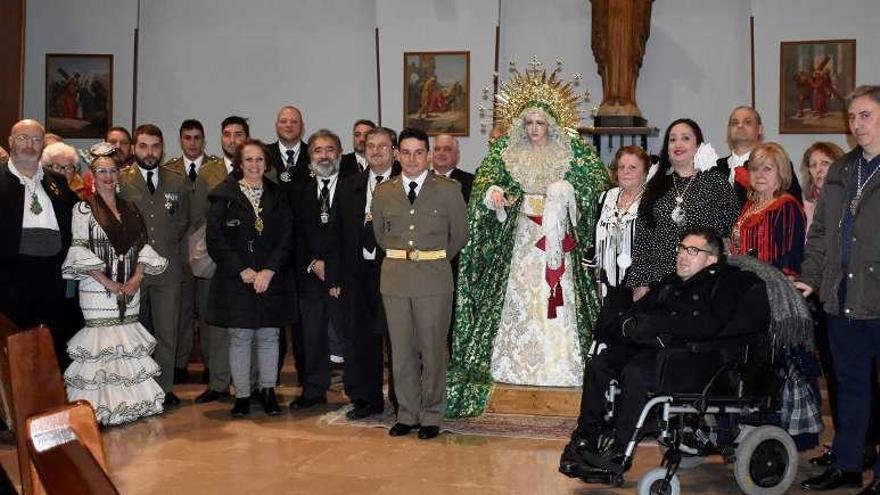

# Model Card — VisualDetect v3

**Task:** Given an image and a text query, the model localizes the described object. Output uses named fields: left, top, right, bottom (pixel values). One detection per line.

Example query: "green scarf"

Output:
left=445, top=136, right=609, bottom=418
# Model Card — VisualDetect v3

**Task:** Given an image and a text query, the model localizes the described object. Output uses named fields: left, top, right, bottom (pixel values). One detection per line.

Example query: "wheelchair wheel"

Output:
left=733, top=425, right=797, bottom=495
left=636, top=468, right=681, bottom=495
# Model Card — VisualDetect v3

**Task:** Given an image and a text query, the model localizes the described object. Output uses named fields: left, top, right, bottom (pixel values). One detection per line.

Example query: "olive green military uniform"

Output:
left=119, top=164, right=190, bottom=392
left=165, top=154, right=222, bottom=375
left=372, top=172, right=468, bottom=427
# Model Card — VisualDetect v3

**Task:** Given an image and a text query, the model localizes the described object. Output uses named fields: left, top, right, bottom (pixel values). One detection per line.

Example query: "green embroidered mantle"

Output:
left=445, top=136, right=609, bottom=418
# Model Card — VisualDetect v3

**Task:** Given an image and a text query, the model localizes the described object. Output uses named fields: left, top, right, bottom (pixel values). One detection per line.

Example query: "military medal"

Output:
left=280, top=171, right=291, bottom=183
left=29, top=191, right=43, bottom=215
left=365, top=211, right=373, bottom=223
left=254, top=216, right=264, bottom=234
left=320, top=211, right=330, bottom=224
left=851, top=157, right=880, bottom=215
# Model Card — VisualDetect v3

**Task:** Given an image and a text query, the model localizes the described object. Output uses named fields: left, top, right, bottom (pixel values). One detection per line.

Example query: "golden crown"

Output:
left=481, top=56, right=592, bottom=138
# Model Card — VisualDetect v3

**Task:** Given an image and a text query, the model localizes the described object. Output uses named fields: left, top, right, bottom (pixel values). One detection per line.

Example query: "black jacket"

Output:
left=291, top=176, right=341, bottom=297
left=206, top=176, right=296, bottom=328
left=622, top=262, right=770, bottom=346
left=267, top=140, right=311, bottom=184
left=714, top=156, right=803, bottom=208
left=448, top=168, right=475, bottom=204
left=0, top=164, right=75, bottom=262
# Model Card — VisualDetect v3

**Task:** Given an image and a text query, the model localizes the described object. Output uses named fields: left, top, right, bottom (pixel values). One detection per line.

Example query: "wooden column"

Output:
left=0, top=0, right=25, bottom=137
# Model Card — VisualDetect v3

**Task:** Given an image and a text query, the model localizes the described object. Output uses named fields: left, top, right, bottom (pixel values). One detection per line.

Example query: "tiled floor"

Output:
left=0, top=382, right=864, bottom=494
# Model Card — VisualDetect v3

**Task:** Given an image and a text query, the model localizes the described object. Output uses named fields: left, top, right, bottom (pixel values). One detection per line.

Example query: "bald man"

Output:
left=431, top=134, right=474, bottom=203
left=266, top=105, right=311, bottom=186
left=0, top=119, right=76, bottom=366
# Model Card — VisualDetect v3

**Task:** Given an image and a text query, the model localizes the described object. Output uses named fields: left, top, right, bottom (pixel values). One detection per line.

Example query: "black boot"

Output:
left=261, top=388, right=281, bottom=416
left=231, top=397, right=250, bottom=418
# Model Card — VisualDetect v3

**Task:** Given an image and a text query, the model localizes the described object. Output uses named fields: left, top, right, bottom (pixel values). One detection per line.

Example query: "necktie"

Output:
left=188, top=163, right=197, bottom=182
left=147, top=171, right=156, bottom=194
left=286, top=149, right=296, bottom=168
left=408, top=181, right=417, bottom=205
left=375, top=175, right=384, bottom=184
left=320, top=179, right=330, bottom=204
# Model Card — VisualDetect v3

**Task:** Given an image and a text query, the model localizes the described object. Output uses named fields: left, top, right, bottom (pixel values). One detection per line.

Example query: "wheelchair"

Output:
left=564, top=332, right=800, bottom=495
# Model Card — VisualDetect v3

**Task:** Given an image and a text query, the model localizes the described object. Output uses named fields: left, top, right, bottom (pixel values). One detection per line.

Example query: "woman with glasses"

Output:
left=628, top=119, right=739, bottom=300
left=729, top=143, right=806, bottom=274
left=41, top=141, right=86, bottom=199
left=62, top=143, right=167, bottom=426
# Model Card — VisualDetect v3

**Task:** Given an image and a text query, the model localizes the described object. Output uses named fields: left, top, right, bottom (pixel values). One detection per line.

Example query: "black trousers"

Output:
left=294, top=293, right=339, bottom=398
left=0, top=255, right=70, bottom=370
left=342, top=261, right=387, bottom=409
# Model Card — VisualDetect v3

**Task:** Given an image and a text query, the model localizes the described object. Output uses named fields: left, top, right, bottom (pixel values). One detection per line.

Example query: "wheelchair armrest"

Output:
left=684, top=333, right=765, bottom=353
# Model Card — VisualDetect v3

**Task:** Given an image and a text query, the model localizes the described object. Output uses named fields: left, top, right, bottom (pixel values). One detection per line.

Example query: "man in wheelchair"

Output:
left=560, top=226, right=771, bottom=483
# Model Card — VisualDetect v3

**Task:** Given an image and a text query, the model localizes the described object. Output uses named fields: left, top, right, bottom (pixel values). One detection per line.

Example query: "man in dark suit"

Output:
left=372, top=128, right=468, bottom=440
left=431, top=133, right=474, bottom=203
left=289, top=129, right=343, bottom=410
left=106, top=126, right=135, bottom=170
left=337, top=127, right=401, bottom=420
left=714, top=106, right=801, bottom=207
left=118, top=124, right=190, bottom=407
left=266, top=105, right=310, bottom=186
left=339, top=119, right=376, bottom=176
left=0, top=119, right=76, bottom=367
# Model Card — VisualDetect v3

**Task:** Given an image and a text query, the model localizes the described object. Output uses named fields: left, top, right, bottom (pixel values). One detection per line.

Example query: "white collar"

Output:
left=223, top=156, right=234, bottom=174
left=8, top=159, right=44, bottom=185
left=185, top=154, right=204, bottom=169
left=368, top=166, right=392, bottom=183
left=279, top=141, right=301, bottom=160
left=401, top=169, right=429, bottom=195
left=729, top=150, right=751, bottom=168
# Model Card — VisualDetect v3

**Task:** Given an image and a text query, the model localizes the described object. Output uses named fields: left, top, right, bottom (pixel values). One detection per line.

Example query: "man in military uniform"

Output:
left=190, top=116, right=246, bottom=403
left=164, top=119, right=223, bottom=384
left=119, top=124, right=190, bottom=406
left=372, top=128, right=468, bottom=440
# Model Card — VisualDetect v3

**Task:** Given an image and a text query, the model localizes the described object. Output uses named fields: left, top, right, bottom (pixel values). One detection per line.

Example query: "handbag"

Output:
left=188, top=223, right=216, bottom=278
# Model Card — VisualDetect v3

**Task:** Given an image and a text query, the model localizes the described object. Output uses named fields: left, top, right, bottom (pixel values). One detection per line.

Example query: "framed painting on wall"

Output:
left=779, top=39, right=855, bottom=134
left=45, top=54, right=113, bottom=139
left=403, top=51, right=469, bottom=136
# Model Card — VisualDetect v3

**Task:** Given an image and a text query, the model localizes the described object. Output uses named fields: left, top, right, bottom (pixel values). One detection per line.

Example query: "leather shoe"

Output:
left=417, top=425, right=440, bottom=440
left=810, top=446, right=836, bottom=466
left=389, top=423, right=418, bottom=437
left=231, top=398, right=250, bottom=417
left=801, top=467, right=862, bottom=491
left=858, top=478, right=880, bottom=495
left=346, top=404, right=384, bottom=420
left=194, top=389, right=230, bottom=404
left=261, top=388, right=282, bottom=416
left=289, top=395, right=327, bottom=410
left=162, top=392, right=181, bottom=408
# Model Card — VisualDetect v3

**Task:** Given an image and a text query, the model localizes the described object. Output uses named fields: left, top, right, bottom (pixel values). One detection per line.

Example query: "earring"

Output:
left=115, top=182, right=121, bottom=194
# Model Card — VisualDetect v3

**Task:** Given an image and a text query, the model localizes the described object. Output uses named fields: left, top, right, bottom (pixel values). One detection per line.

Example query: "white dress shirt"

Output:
left=223, top=156, right=234, bottom=174
left=187, top=155, right=205, bottom=174
left=315, top=172, right=339, bottom=206
left=363, top=168, right=391, bottom=260
left=9, top=159, right=61, bottom=230
left=727, top=151, right=751, bottom=185
left=138, top=165, right=159, bottom=190
left=279, top=141, right=302, bottom=168
left=401, top=170, right=429, bottom=197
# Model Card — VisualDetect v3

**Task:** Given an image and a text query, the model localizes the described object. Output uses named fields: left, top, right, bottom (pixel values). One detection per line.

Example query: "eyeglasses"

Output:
left=14, top=135, right=44, bottom=145
left=47, top=163, right=76, bottom=173
left=676, top=244, right=713, bottom=256
left=366, top=143, right=392, bottom=152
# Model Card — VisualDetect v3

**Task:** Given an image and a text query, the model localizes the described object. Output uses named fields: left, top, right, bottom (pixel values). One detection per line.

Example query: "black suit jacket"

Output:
left=448, top=168, right=475, bottom=204
left=715, top=156, right=803, bottom=208
left=0, top=164, right=75, bottom=262
left=339, top=152, right=364, bottom=177
left=292, top=176, right=341, bottom=297
left=267, top=140, right=311, bottom=184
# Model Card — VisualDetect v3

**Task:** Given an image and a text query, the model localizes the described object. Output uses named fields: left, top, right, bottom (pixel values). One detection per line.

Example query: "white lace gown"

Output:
left=62, top=202, right=167, bottom=426
left=490, top=192, right=584, bottom=387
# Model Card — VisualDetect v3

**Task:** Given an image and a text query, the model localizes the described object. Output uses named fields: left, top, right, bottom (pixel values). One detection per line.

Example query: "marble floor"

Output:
left=0, top=380, right=862, bottom=494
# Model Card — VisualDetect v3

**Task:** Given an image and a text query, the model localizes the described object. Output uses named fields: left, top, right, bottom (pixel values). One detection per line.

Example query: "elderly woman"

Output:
left=730, top=142, right=806, bottom=275
left=628, top=119, right=739, bottom=299
left=446, top=84, right=609, bottom=417
left=206, top=138, right=294, bottom=418
left=42, top=141, right=85, bottom=199
left=801, top=142, right=844, bottom=234
left=62, top=144, right=167, bottom=426
left=594, top=146, right=651, bottom=310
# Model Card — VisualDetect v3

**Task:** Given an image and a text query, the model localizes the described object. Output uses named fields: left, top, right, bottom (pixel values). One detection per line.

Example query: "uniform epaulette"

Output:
left=162, top=163, right=185, bottom=177
left=164, top=156, right=183, bottom=167
left=204, top=154, right=221, bottom=162
left=377, top=177, right=399, bottom=188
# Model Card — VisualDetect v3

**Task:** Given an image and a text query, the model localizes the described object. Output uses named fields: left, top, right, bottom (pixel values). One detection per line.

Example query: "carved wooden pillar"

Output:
left=590, top=0, right=654, bottom=127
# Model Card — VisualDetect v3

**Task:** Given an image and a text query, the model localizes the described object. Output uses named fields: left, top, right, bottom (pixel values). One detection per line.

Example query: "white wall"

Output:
left=136, top=0, right=378, bottom=156
left=752, top=0, right=880, bottom=166
left=22, top=0, right=880, bottom=173
left=24, top=0, right=139, bottom=150
left=376, top=0, right=497, bottom=171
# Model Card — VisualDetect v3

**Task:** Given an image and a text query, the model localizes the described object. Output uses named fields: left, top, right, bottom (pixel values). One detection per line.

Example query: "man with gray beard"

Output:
left=289, top=129, right=343, bottom=410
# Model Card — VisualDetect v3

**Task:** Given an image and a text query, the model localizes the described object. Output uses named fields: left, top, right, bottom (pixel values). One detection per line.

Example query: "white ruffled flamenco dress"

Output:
left=62, top=203, right=167, bottom=426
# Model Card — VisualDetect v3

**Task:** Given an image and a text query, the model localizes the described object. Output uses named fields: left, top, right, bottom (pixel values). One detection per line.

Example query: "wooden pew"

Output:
left=27, top=402, right=117, bottom=495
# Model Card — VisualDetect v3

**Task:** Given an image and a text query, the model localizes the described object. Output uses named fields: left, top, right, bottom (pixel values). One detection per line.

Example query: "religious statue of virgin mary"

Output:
left=446, top=63, right=609, bottom=418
